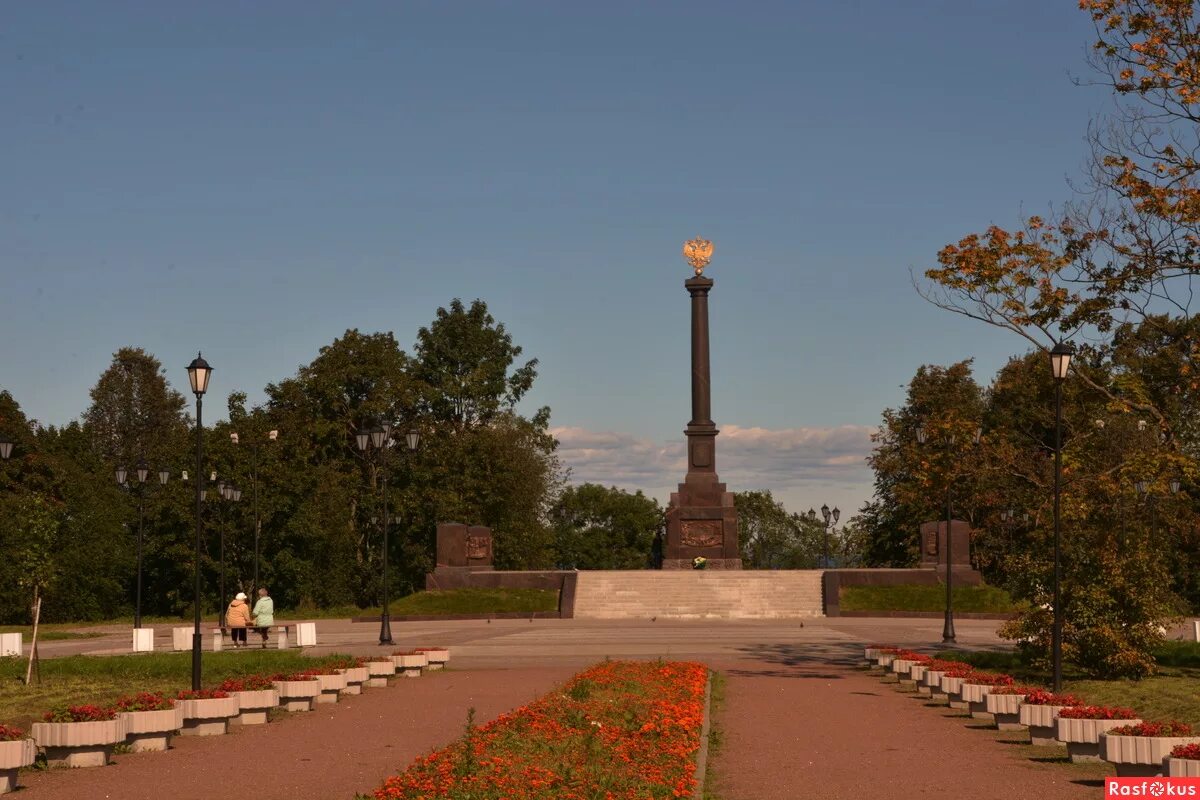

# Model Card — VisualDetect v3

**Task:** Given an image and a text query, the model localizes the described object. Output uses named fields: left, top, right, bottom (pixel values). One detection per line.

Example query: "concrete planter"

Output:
left=864, top=647, right=880, bottom=665
left=364, top=660, right=395, bottom=688
left=875, top=652, right=896, bottom=669
left=940, top=676, right=968, bottom=709
left=1019, top=704, right=1072, bottom=746
left=1056, top=716, right=1141, bottom=762
left=920, top=670, right=947, bottom=701
left=178, top=696, right=240, bottom=736
left=392, top=653, right=428, bottom=678
left=419, top=648, right=449, bottom=670
left=909, top=664, right=928, bottom=687
left=0, top=739, right=36, bottom=794
left=1100, top=734, right=1200, bottom=777
left=337, top=667, right=370, bottom=695
left=273, top=679, right=321, bottom=712
left=311, top=673, right=347, bottom=704
left=985, top=693, right=1025, bottom=730
left=119, top=707, right=183, bottom=752
left=231, top=690, right=278, bottom=725
left=960, top=684, right=995, bottom=720
left=1166, top=757, right=1200, bottom=777
left=31, top=718, right=126, bottom=768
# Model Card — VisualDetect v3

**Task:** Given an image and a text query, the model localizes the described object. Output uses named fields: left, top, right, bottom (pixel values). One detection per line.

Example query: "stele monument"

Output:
left=662, top=237, right=742, bottom=569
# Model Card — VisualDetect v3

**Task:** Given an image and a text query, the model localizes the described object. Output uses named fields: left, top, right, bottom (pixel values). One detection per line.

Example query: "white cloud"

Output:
left=550, top=423, right=876, bottom=513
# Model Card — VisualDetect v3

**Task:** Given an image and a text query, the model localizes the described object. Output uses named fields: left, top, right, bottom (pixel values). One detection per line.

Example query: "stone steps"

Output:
left=572, top=570, right=826, bottom=619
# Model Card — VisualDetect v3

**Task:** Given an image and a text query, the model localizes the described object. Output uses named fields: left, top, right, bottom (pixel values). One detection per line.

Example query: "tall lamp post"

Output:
left=819, top=504, right=840, bottom=568
left=186, top=353, right=212, bottom=691
left=917, top=423, right=982, bottom=645
left=355, top=421, right=420, bottom=646
left=116, top=459, right=170, bottom=629
left=1049, top=340, right=1073, bottom=693
left=215, top=481, right=242, bottom=628
left=231, top=429, right=278, bottom=595
left=0, top=435, right=13, bottom=461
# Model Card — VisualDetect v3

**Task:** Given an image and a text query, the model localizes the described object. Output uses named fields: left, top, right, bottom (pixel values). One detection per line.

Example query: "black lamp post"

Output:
left=116, top=459, right=170, bottom=629
left=186, top=352, right=212, bottom=691
left=818, top=504, right=841, bottom=568
left=0, top=435, right=14, bottom=461
left=231, top=429, right=278, bottom=596
left=355, top=421, right=420, bottom=646
left=917, top=423, right=981, bottom=645
left=1049, top=340, right=1073, bottom=693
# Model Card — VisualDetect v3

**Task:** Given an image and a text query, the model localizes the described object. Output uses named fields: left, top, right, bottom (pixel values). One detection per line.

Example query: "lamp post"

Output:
left=231, top=429, right=278, bottom=595
left=0, top=435, right=13, bottom=461
left=818, top=504, right=841, bottom=568
left=116, top=459, right=170, bottom=629
left=355, top=422, right=420, bottom=646
left=917, top=423, right=982, bottom=645
left=1049, top=340, right=1073, bottom=693
left=186, top=353, right=212, bottom=692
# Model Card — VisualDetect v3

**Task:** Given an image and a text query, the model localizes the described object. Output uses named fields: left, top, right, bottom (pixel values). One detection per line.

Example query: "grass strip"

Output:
left=840, top=584, right=1022, bottom=613
left=366, top=659, right=708, bottom=800
left=933, top=646, right=1200, bottom=725
left=0, top=650, right=353, bottom=730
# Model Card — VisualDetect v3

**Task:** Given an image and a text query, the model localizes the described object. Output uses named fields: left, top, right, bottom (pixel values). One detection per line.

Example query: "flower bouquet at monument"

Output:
left=692, top=556, right=707, bottom=570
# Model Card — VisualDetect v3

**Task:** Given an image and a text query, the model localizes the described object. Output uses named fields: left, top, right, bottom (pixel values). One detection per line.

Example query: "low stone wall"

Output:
left=821, top=567, right=983, bottom=617
left=422, top=569, right=579, bottom=617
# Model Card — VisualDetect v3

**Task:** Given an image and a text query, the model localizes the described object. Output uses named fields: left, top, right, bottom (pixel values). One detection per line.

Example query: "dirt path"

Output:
left=16, top=666, right=574, bottom=800
left=714, top=657, right=1105, bottom=800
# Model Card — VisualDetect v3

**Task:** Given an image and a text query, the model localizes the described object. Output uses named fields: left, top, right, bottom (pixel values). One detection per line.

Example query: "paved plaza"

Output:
left=9, top=616, right=1116, bottom=799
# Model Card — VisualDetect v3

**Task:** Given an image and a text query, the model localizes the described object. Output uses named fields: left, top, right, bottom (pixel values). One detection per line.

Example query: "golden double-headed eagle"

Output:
left=682, top=237, right=714, bottom=276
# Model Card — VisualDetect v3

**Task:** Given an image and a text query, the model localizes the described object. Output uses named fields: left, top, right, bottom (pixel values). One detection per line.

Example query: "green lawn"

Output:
left=840, top=583, right=1022, bottom=613
left=389, top=588, right=559, bottom=615
left=0, top=627, right=104, bottom=643
left=935, top=644, right=1200, bottom=725
left=0, top=650, right=352, bottom=731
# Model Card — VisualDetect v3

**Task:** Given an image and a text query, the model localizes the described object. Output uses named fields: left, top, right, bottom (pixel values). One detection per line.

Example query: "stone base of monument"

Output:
left=570, top=570, right=824, bottom=619
left=661, top=559, right=742, bottom=570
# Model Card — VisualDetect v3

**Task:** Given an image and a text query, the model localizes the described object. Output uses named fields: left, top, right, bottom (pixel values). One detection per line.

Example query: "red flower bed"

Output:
left=392, top=650, right=421, bottom=657
left=44, top=704, right=119, bottom=722
left=922, top=659, right=969, bottom=675
left=962, top=672, right=1014, bottom=687
left=322, top=657, right=361, bottom=671
left=219, top=674, right=276, bottom=692
left=176, top=689, right=230, bottom=701
left=989, top=685, right=1041, bottom=696
left=0, top=725, right=24, bottom=741
left=371, top=660, right=708, bottom=800
left=1109, top=721, right=1194, bottom=737
left=270, top=672, right=318, bottom=682
left=1058, top=705, right=1138, bottom=720
left=1022, top=690, right=1083, bottom=706
left=1171, top=743, right=1200, bottom=760
left=113, top=692, right=175, bottom=713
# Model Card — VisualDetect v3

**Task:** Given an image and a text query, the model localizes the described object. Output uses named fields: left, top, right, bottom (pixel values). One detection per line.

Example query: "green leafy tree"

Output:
left=551, top=484, right=663, bottom=570
left=735, top=491, right=822, bottom=569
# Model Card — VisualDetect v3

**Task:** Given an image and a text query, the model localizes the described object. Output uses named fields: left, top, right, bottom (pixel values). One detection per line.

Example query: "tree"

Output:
left=860, top=361, right=986, bottom=567
left=735, top=491, right=822, bottom=569
left=551, top=484, right=663, bottom=570
left=83, top=347, right=188, bottom=469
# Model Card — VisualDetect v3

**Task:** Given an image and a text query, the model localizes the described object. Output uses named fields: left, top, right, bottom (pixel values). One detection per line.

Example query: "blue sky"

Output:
left=0, top=1, right=1109, bottom=516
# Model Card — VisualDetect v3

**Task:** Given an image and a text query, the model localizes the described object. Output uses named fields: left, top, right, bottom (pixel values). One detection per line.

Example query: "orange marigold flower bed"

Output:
left=371, top=660, right=709, bottom=800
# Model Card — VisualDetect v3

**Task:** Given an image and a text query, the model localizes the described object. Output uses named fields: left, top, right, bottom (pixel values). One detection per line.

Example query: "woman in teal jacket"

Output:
left=252, top=588, right=275, bottom=647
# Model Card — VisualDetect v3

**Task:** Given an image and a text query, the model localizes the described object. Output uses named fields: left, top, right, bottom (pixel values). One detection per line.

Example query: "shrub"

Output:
left=1058, top=705, right=1138, bottom=720
left=113, top=693, right=174, bottom=713
left=999, top=543, right=1180, bottom=680
left=176, top=689, right=230, bottom=700
left=1109, top=721, right=1194, bottom=737
left=218, top=674, right=276, bottom=692
left=1171, top=743, right=1200, bottom=760
left=44, top=704, right=118, bottom=722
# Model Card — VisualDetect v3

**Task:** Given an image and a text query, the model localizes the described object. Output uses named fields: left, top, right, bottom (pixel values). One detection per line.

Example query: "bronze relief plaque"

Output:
left=924, top=529, right=938, bottom=556
left=692, top=441, right=713, bottom=468
left=466, top=535, right=492, bottom=560
left=681, top=519, right=723, bottom=548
